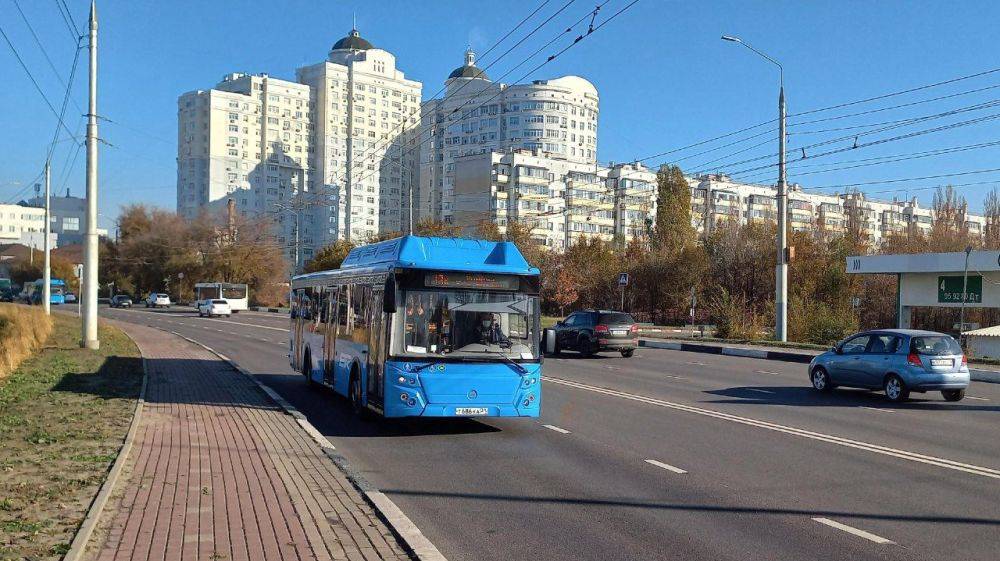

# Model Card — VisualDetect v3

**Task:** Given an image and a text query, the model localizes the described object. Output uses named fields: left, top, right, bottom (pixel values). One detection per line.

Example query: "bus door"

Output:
left=366, top=286, right=386, bottom=411
left=321, top=286, right=336, bottom=385
left=292, top=289, right=305, bottom=371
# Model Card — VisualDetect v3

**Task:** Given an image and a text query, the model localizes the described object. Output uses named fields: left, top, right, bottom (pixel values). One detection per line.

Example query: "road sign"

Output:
left=618, top=272, right=629, bottom=286
left=938, top=275, right=982, bottom=304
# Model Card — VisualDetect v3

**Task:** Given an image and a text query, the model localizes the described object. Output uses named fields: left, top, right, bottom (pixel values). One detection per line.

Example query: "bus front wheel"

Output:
left=350, top=371, right=371, bottom=420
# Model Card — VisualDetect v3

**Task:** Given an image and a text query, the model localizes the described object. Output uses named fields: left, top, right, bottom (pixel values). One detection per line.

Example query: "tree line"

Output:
left=306, top=167, right=999, bottom=345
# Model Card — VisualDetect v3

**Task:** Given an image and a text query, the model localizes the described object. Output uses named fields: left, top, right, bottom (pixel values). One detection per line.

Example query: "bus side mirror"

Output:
left=383, top=276, right=396, bottom=313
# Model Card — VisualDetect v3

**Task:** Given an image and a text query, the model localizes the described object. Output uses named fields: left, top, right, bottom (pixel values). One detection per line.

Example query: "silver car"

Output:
left=809, top=329, right=970, bottom=402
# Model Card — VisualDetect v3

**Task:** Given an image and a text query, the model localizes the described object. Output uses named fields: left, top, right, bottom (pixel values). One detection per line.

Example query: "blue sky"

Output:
left=4, top=0, right=1000, bottom=229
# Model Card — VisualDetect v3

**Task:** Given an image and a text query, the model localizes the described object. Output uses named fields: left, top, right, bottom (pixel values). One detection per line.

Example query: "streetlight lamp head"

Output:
left=721, top=35, right=742, bottom=43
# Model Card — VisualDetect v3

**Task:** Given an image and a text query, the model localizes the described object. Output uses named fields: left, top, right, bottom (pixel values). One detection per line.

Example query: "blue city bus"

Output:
left=31, top=278, right=66, bottom=305
left=289, top=236, right=542, bottom=418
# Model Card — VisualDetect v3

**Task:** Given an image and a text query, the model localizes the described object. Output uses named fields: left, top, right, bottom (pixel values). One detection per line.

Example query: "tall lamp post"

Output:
left=959, top=245, right=973, bottom=342
left=723, top=34, right=788, bottom=342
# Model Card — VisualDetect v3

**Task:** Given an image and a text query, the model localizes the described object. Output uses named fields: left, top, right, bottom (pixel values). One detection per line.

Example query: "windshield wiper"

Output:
left=411, top=362, right=439, bottom=372
left=484, top=348, right=528, bottom=374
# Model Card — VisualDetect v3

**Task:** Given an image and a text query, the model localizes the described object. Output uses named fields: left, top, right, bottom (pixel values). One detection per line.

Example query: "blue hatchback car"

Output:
left=809, top=329, right=970, bottom=403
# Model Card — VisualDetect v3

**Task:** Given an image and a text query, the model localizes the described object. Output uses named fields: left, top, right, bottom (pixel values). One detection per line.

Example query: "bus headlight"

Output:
left=523, top=377, right=536, bottom=387
left=398, top=376, right=406, bottom=384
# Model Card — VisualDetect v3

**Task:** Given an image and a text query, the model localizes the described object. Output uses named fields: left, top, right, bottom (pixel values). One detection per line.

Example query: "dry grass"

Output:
left=0, top=304, right=53, bottom=381
left=0, top=312, right=141, bottom=559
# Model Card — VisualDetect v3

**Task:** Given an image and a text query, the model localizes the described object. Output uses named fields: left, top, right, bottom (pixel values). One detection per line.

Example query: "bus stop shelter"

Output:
left=846, top=250, right=1000, bottom=329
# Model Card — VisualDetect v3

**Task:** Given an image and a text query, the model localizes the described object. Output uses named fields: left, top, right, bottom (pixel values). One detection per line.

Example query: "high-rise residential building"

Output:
left=452, top=149, right=656, bottom=250
left=177, top=72, right=313, bottom=263
left=420, top=50, right=600, bottom=224
left=687, top=174, right=988, bottom=245
left=297, top=29, right=422, bottom=242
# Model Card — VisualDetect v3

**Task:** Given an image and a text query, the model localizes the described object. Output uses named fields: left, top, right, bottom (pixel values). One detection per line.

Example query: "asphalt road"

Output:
left=101, top=306, right=1000, bottom=561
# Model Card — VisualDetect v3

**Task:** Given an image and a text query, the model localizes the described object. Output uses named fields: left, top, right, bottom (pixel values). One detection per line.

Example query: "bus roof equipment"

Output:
left=314, top=235, right=539, bottom=277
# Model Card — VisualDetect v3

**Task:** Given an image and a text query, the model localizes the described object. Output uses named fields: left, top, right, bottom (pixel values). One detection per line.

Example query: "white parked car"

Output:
left=145, top=293, right=171, bottom=308
left=199, top=299, right=231, bottom=318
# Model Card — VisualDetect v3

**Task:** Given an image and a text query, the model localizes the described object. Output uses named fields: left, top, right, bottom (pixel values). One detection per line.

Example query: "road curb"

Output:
left=639, top=338, right=1000, bottom=383
left=167, top=330, right=448, bottom=561
left=64, top=335, right=148, bottom=561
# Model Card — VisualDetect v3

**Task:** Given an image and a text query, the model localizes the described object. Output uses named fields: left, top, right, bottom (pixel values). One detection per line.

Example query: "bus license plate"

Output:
left=931, top=359, right=951, bottom=367
left=455, top=407, right=488, bottom=416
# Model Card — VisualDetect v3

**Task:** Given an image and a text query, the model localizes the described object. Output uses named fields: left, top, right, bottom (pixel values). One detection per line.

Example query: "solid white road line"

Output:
left=203, top=317, right=287, bottom=331
left=859, top=406, right=894, bottom=413
left=966, top=396, right=989, bottom=401
left=746, top=388, right=775, bottom=394
left=644, top=459, right=687, bottom=474
left=755, top=370, right=780, bottom=375
left=686, top=361, right=706, bottom=366
left=663, top=374, right=687, bottom=380
left=542, top=424, right=571, bottom=434
left=811, top=518, right=895, bottom=545
left=544, top=376, right=1000, bottom=480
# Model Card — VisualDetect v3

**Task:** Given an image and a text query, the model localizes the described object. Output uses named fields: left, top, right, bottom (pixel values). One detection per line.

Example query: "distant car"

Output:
left=145, top=293, right=171, bottom=308
left=110, top=295, right=133, bottom=308
left=198, top=299, right=231, bottom=318
left=809, top=329, right=970, bottom=403
left=64, top=292, right=77, bottom=303
left=0, top=290, right=12, bottom=303
left=550, top=309, right=639, bottom=358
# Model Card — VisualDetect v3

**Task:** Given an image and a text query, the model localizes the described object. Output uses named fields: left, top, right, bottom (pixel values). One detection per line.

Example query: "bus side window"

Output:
left=351, top=284, right=372, bottom=344
left=313, top=287, right=324, bottom=332
left=319, top=287, right=330, bottom=326
left=336, top=284, right=351, bottom=338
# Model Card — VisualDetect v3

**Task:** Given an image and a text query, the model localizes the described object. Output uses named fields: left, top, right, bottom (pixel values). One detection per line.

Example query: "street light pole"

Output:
left=723, top=34, right=788, bottom=341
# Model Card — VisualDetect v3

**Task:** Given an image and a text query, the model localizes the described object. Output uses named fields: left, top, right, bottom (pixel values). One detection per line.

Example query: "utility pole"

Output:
left=81, top=1, right=99, bottom=349
left=722, top=34, right=787, bottom=342
left=43, top=162, right=51, bottom=315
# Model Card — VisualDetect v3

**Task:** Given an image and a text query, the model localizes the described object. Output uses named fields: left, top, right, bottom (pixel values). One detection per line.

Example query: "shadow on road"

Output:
left=378, top=488, right=1000, bottom=526
left=703, top=386, right=1000, bottom=412
left=253, top=372, right=504, bottom=438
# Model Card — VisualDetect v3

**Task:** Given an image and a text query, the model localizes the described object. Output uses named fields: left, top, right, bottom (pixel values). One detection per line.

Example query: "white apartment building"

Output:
left=297, top=29, right=422, bottom=241
left=452, top=149, right=656, bottom=250
left=177, top=72, right=313, bottom=262
left=421, top=50, right=600, bottom=224
left=0, top=204, right=56, bottom=250
left=688, top=174, right=988, bottom=245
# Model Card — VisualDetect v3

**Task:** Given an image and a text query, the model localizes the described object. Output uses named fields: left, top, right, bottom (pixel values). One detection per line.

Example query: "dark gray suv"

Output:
left=551, top=310, right=638, bottom=357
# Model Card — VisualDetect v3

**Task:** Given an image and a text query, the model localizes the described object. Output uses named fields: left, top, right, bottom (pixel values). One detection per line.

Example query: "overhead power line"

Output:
left=801, top=167, right=1000, bottom=192
left=692, top=98, right=1000, bottom=175
left=349, top=0, right=639, bottom=191
left=0, top=22, right=77, bottom=139
left=636, top=65, right=1000, bottom=168
left=344, top=0, right=578, bottom=183
left=740, top=139, right=1000, bottom=183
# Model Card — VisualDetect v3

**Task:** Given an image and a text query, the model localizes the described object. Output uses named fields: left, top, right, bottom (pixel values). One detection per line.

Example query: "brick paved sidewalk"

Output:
left=86, top=322, right=412, bottom=561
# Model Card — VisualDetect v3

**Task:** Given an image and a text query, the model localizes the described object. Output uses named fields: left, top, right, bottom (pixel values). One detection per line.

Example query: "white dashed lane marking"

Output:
left=755, top=370, right=780, bottom=375
left=812, top=518, right=895, bottom=545
left=686, top=361, right=706, bottom=366
left=746, top=388, right=775, bottom=394
left=542, top=424, right=571, bottom=434
left=966, top=396, right=989, bottom=401
left=644, top=459, right=687, bottom=474
left=859, top=406, right=894, bottom=413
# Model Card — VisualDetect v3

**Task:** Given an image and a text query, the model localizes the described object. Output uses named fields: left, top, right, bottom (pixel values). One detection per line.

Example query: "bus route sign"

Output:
left=938, top=275, right=982, bottom=304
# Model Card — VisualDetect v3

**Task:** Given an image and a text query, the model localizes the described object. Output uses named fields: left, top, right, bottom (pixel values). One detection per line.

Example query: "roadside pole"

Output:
left=43, top=162, right=51, bottom=315
left=81, top=1, right=99, bottom=349
left=618, top=272, right=629, bottom=311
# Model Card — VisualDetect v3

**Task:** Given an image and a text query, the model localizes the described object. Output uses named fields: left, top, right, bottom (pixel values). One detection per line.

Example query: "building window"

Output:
left=63, top=217, right=80, bottom=231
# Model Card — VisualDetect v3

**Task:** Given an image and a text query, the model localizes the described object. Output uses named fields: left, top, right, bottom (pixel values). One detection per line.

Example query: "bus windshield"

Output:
left=394, top=289, right=540, bottom=360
